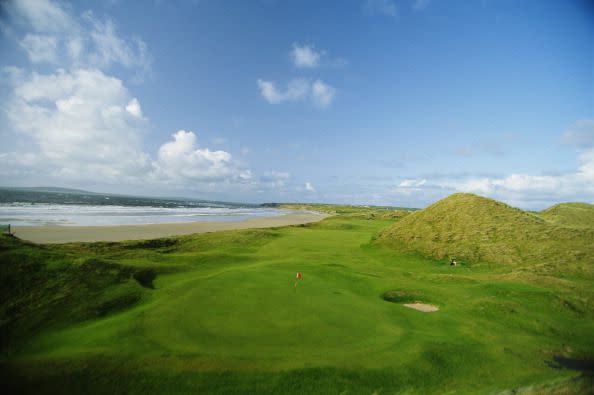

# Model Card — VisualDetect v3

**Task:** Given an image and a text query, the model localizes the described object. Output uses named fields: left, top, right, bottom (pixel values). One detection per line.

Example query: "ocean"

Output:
left=0, top=188, right=286, bottom=227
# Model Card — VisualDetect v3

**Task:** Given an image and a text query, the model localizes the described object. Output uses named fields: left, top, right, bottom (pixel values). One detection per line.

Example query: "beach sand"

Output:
left=13, top=211, right=328, bottom=244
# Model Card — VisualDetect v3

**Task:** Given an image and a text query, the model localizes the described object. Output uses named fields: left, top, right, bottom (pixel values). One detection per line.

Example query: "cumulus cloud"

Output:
left=364, top=0, right=398, bottom=17
left=257, top=78, right=335, bottom=108
left=290, top=43, right=322, bottom=68
left=3, top=68, right=150, bottom=181
left=153, top=130, right=238, bottom=182
left=305, top=182, right=316, bottom=192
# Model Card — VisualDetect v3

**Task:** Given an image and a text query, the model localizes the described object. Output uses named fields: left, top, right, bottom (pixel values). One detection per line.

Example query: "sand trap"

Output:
left=13, top=211, right=328, bottom=244
left=403, top=303, right=439, bottom=312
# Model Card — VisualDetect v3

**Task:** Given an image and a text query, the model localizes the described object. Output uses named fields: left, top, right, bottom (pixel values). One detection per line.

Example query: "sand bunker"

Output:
left=403, top=303, right=439, bottom=312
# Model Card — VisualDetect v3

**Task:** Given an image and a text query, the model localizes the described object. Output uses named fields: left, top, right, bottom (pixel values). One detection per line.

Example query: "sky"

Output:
left=0, top=0, right=592, bottom=209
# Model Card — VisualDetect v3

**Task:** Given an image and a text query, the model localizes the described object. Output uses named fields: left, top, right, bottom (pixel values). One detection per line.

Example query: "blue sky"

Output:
left=0, top=0, right=592, bottom=208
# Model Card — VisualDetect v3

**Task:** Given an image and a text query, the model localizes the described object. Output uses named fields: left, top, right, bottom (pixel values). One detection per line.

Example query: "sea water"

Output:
left=0, top=189, right=287, bottom=226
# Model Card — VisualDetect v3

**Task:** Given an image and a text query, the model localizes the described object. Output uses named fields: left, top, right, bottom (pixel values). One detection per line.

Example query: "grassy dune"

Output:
left=378, top=193, right=594, bottom=267
left=1, top=204, right=593, bottom=393
left=538, top=202, right=594, bottom=229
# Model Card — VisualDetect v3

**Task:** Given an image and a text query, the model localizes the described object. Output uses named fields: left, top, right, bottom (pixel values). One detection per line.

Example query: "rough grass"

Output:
left=378, top=193, right=594, bottom=268
left=538, top=202, right=594, bottom=229
left=0, top=238, right=157, bottom=354
left=0, top=208, right=593, bottom=394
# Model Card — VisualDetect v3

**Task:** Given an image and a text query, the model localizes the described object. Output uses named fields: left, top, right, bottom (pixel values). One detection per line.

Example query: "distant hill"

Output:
left=0, top=186, right=96, bottom=194
left=0, top=187, right=253, bottom=208
left=277, top=203, right=415, bottom=219
left=538, top=202, right=594, bottom=229
left=378, top=193, right=594, bottom=265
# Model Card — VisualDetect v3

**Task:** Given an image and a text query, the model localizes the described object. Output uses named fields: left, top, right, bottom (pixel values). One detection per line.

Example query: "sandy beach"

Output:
left=13, top=211, right=327, bottom=244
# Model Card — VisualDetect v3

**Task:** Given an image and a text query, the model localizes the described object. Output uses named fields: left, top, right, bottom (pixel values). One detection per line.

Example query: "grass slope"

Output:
left=1, top=210, right=593, bottom=393
left=378, top=193, right=594, bottom=266
left=538, top=202, right=594, bottom=229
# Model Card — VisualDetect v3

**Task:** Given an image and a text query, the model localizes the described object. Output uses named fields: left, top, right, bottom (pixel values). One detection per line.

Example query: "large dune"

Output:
left=378, top=193, right=594, bottom=265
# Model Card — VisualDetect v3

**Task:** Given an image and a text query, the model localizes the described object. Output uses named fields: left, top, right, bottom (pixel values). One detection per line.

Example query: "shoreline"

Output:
left=12, top=211, right=328, bottom=244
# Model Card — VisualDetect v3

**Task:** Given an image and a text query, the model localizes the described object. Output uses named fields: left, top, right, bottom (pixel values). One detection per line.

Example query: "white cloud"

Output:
left=391, top=178, right=430, bottom=198
left=305, top=182, right=316, bottom=192
left=3, top=68, right=150, bottom=181
left=258, top=43, right=338, bottom=109
left=257, top=78, right=335, bottom=108
left=125, top=98, right=142, bottom=117
left=4, top=0, right=152, bottom=77
left=257, top=78, right=310, bottom=104
left=290, top=43, right=322, bottom=68
left=83, top=11, right=152, bottom=76
left=153, top=130, right=238, bottom=182
left=238, top=170, right=253, bottom=181
left=5, top=0, right=75, bottom=33
left=20, top=34, right=58, bottom=63
left=256, top=80, right=282, bottom=103
left=364, top=0, right=398, bottom=17
left=311, top=79, right=336, bottom=108
left=399, top=179, right=426, bottom=187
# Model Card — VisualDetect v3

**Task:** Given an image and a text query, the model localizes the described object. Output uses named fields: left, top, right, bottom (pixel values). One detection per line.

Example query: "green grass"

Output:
left=1, top=212, right=593, bottom=394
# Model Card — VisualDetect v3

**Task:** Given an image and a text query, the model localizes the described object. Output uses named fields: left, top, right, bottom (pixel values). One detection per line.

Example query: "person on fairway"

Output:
left=294, top=272, right=302, bottom=288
